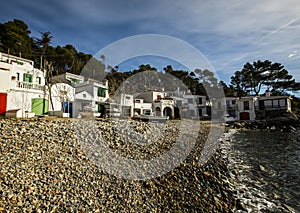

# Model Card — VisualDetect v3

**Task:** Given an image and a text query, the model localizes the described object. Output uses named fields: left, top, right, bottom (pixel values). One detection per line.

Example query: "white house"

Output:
left=135, top=90, right=175, bottom=118
left=48, top=72, right=84, bottom=117
left=73, top=78, right=109, bottom=118
left=133, top=98, right=153, bottom=116
left=254, top=95, right=292, bottom=119
left=0, top=52, right=47, bottom=118
left=47, top=72, right=110, bottom=118
left=223, top=94, right=294, bottom=121
left=182, top=94, right=207, bottom=118
left=209, top=97, right=227, bottom=119
left=236, top=96, right=257, bottom=121
left=153, top=97, right=174, bottom=118
left=224, top=97, right=238, bottom=121
left=168, top=88, right=207, bottom=119
left=49, top=83, right=75, bottom=117
left=119, top=94, right=134, bottom=117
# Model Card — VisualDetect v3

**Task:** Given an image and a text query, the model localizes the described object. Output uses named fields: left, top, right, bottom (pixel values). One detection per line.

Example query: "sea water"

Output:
left=230, top=128, right=300, bottom=212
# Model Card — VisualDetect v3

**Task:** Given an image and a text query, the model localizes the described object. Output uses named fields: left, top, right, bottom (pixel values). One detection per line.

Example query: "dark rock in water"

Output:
left=226, top=115, right=299, bottom=132
left=270, top=126, right=276, bottom=131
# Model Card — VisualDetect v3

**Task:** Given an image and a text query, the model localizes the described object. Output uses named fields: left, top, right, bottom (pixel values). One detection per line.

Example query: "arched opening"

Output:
left=163, top=107, right=172, bottom=117
left=155, top=107, right=161, bottom=116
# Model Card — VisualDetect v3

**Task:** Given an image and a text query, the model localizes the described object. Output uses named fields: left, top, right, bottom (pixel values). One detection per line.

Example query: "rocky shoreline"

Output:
left=0, top=118, right=239, bottom=212
left=219, top=129, right=296, bottom=212
left=226, top=115, right=300, bottom=132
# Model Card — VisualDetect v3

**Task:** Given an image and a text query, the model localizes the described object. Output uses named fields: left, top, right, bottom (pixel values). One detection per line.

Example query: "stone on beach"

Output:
left=0, top=118, right=236, bottom=212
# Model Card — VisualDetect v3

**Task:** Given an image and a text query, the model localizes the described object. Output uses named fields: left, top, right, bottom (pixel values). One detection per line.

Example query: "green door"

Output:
left=31, top=98, right=48, bottom=115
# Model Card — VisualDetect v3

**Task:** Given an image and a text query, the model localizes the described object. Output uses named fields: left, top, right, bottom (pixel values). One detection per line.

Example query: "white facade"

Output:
left=255, top=96, right=292, bottom=112
left=153, top=98, right=174, bottom=117
left=224, top=96, right=257, bottom=121
left=183, top=94, right=207, bottom=117
left=210, top=97, right=226, bottom=118
left=0, top=52, right=47, bottom=117
left=50, top=73, right=109, bottom=118
left=49, top=83, right=75, bottom=117
left=51, top=72, right=84, bottom=85
left=254, top=96, right=293, bottom=119
left=134, top=98, right=153, bottom=116
left=73, top=78, right=109, bottom=117
left=225, top=97, right=238, bottom=121
left=224, top=95, right=293, bottom=121
left=236, top=97, right=257, bottom=121
left=120, top=94, right=134, bottom=117
left=135, top=91, right=175, bottom=118
left=49, top=72, right=85, bottom=117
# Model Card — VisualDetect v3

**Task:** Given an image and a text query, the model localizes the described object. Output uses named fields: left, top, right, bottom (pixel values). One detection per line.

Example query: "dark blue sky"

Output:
left=1, top=0, right=300, bottom=91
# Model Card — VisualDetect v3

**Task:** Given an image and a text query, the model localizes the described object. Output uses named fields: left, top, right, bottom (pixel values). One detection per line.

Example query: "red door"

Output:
left=0, top=93, right=7, bottom=115
left=240, top=112, right=250, bottom=120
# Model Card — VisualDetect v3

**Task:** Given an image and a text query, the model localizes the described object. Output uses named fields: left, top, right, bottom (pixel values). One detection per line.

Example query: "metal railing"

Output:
left=16, top=81, right=45, bottom=91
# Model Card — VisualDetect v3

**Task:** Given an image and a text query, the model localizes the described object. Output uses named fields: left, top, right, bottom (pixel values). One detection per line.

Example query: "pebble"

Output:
left=0, top=117, right=236, bottom=212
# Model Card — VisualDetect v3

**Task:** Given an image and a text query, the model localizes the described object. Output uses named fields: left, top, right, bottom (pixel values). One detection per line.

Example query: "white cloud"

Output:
left=1, top=0, right=300, bottom=83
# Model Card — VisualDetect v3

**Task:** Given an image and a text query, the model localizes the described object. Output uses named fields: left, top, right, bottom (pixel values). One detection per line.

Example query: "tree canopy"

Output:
left=0, top=19, right=92, bottom=77
left=230, top=60, right=299, bottom=96
left=0, top=19, right=33, bottom=58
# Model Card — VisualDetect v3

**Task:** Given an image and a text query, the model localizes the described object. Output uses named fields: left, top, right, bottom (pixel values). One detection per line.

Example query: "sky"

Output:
left=1, top=0, right=300, bottom=94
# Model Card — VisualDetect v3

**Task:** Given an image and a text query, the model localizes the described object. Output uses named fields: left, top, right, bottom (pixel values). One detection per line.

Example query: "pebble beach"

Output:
left=0, top=118, right=238, bottom=212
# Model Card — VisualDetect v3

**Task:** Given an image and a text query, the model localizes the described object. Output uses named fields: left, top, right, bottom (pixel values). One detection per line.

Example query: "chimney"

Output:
left=265, top=89, right=270, bottom=97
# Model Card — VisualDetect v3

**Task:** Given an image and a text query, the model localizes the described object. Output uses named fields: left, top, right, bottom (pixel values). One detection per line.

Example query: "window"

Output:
left=232, top=100, right=236, bottom=105
left=177, top=100, right=182, bottom=106
left=244, top=101, right=249, bottom=110
left=272, top=99, right=279, bottom=108
left=68, top=77, right=80, bottom=84
left=226, top=100, right=231, bottom=108
left=135, top=99, right=141, bottom=103
left=97, top=87, right=106, bottom=97
left=98, top=104, right=104, bottom=113
left=264, top=100, right=272, bottom=109
left=188, top=98, right=193, bottom=104
left=198, top=97, right=203, bottom=104
left=279, top=99, right=286, bottom=108
left=144, top=109, right=151, bottom=115
left=16, top=73, right=20, bottom=81
left=83, top=94, right=86, bottom=98
left=36, top=77, right=41, bottom=84
left=23, top=73, right=32, bottom=82
left=190, top=110, right=195, bottom=117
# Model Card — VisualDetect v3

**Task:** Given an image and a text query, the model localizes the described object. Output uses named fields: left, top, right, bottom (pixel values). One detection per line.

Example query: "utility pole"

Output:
left=40, top=55, right=43, bottom=70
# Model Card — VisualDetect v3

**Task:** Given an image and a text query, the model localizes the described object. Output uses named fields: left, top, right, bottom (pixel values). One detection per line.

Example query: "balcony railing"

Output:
left=254, top=106, right=287, bottom=110
left=16, top=81, right=45, bottom=91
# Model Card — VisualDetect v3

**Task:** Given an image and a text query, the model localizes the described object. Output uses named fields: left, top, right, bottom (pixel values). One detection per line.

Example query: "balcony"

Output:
left=16, top=81, right=45, bottom=91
